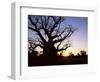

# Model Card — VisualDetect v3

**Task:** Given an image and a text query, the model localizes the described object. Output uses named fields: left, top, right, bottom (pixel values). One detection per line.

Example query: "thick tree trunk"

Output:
left=43, top=45, right=58, bottom=64
left=43, top=45, right=57, bottom=56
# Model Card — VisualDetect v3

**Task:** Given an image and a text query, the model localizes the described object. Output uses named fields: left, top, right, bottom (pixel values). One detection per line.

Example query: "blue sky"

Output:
left=63, top=17, right=88, bottom=55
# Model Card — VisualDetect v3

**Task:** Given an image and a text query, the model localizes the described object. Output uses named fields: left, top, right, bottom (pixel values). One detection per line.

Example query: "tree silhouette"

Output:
left=69, top=52, right=74, bottom=57
left=28, top=39, right=38, bottom=56
left=80, top=50, right=87, bottom=56
left=28, top=15, right=76, bottom=58
left=77, top=53, right=80, bottom=56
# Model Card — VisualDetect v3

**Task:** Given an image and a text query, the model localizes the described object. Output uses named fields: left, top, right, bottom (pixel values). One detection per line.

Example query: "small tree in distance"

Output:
left=80, top=50, right=87, bottom=56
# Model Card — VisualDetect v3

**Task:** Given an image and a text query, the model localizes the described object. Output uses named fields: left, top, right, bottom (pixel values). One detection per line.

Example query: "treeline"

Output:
left=28, top=50, right=88, bottom=66
left=59, top=50, right=87, bottom=57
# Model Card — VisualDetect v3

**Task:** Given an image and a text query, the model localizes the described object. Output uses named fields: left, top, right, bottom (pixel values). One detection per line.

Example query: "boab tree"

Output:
left=28, top=15, right=76, bottom=57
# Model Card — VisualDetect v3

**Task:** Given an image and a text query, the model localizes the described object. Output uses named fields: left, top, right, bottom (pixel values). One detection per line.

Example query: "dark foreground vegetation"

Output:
left=28, top=51, right=88, bottom=66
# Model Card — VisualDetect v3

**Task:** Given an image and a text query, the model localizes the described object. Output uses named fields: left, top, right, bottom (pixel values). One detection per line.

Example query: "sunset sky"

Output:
left=28, top=16, right=88, bottom=56
left=62, top=17, right=88, bottom=56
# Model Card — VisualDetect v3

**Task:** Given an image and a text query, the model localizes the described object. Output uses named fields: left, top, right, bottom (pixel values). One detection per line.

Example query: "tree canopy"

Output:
left=28, top=15, right=77, bottom=56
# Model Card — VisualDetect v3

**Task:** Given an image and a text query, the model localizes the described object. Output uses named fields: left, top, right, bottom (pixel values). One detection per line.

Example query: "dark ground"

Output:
left=28, top=55, right=88, bottom=66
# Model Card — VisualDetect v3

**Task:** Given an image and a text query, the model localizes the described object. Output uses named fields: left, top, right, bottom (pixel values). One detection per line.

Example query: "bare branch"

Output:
left=58, top=43, right=71, bottom=51
left=28, top=15, right=77, bottom=56
left=28, top=16, right=47, bottom=43
left=28, top=27, right=37, bottom=31
left=56, top=41, right=63, bottom=50
left=50, top=16, right=64, bottom=34
left=53, top=26, right=77, bottom=44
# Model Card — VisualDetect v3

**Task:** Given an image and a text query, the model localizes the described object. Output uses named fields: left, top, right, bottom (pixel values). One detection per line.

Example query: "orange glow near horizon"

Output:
left=34, top=46, right=88, bottom=57
left=58, top=48, right=88, bottom=57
